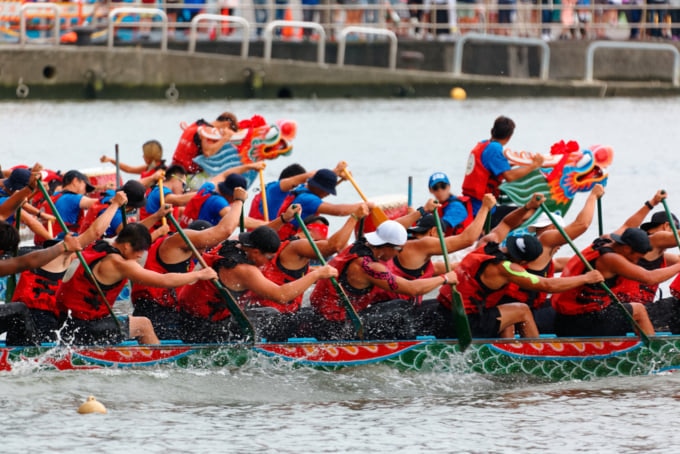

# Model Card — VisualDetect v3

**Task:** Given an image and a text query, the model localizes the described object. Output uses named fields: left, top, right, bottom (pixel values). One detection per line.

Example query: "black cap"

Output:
left=506, top=234, right=543, bottom=262
left=63, top=170, right=95, bottom=193
left=3, top=168, right=31, bottom=192
left=218, top=173, right=248, bottom=198
left=407, top=214, right=436, bottom=235
left=239, top=226, right=280, bottom=254
left=611, top=228, right=652, bottom=254
left=121, top=180, right=147, bottom=209
left=187, top=220, right=212, bottom=231
left=307, top=169, right=337, bottom=195
left=640, top=211, right=680, bottom=232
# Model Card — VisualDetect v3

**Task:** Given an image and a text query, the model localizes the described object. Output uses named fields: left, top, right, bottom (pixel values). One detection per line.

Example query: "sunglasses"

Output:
left=431, top=182, right=448, bottom=191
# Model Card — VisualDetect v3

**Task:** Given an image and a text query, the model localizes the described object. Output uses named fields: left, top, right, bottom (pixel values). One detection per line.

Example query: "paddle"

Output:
left=661, top=195, right=680, bottom=248
left=259, top=169, right=269, bottom=222
left=432, top=209, right=473, bottom=351
left=407, top=176, right=413, bottom=209
left=165, top=213, right=255, bottom=340
left=158, top=175, right=167, bottom=227
left=597, top=198, right=603, bottom=236
left=342, top=169, right=389, bottom=226
left=294, top=211, right=364, bottom=340
left=115, top=144, right=127, bottom=227
left=36, top=179, right=123, bottom=334
left=538, top=204, right=650, bottom=346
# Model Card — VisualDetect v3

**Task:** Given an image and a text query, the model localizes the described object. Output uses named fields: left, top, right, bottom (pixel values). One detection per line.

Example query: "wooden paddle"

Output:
left=158, top=175, right=167, bottom=227
left=259, top=169, right=269, bottom=222
left=432, top=209, right=472, bottom=351
left=538, top=203, right=650, bottom=346
left=36, top=179, right=124, bottom=334
left=342, top=169, right=389, bottom=226
left=165, top=213, right=255, bottom=340
left=294, top=211, right=364, bottom=340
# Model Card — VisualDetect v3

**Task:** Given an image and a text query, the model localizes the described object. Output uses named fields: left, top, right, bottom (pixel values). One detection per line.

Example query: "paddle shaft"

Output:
left=294, top=212, right=364, bottom=340
left=661, top=198, right=680, bottom=249
left=597, top=198, right=603, bottom=236
left=158, top=177, right=167, bottom=227
left=259, top=169, right=269, bottom=222
left=341, top=169, right=389, bottom=225
left=407, top=176, right=413, bottom=208
left=165, top=213, right=255, bottom=339
left=37, top=180, right=123, bottom=333
left=432, top=210, right=472, bottom=350
left=538, top=204, right=650, bottom=346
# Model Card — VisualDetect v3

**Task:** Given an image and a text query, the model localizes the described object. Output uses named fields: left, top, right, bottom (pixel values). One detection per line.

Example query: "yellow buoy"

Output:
left=78, top=395, right=107, bottom=414
left=450, top=87, right=467, bottom=100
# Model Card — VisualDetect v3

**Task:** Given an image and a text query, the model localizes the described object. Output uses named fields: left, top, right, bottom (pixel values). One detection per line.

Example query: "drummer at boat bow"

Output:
left=433, top=194, right=604, bottom=339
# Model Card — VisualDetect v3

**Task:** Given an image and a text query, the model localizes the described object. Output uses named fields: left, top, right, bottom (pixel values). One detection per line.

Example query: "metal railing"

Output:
left=454, top=33, right=551, bottom=80
left=189, top=14, right=250, bottom=57
left=263, top=20, right=327, bottom=65
left=107, top=7, right=168, bottom=51
left=337, top=26, right=397, bottom=70
left=585, top=41, right=680, bottom=87
left=19, top=3, right=60, bottom=46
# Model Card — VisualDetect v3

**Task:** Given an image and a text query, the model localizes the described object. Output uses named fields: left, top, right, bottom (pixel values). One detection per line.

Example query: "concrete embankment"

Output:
left=1, top=39, right=679, bottom=100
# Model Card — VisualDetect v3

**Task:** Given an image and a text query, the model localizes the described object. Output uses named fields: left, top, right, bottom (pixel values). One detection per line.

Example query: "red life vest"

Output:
left=437, top=244, right=508, bottom=314
left=179, top=185, right=214, bottom=228
left=12, top=267, right=65, bottom=316
left=177, top=250, right=235, bottom=322
left=55, top=241, right=126, bottom=320
left=613, top=254, right=666, bottom=304
left=438, top=194, right=475, bottom=235
left=248, top=192, right=265, bottom=221
left=551, top=242, right=616, bottom=315
left=244, top=241, right=309, bottom=313
left=310, top=245, right=384, bottom=321
left=372, top=256, right=435, bottom=304
left=461, top=140, right=504, bottom=200
left=35, top=191, right=81, bottom=246
left=502, top=260, right=555, bottom=309
left=670, top=272, right=680, bottom=299
left=171, top=120, right=205, bottom=174
left=275, top=192, right=299, bottom=240
left=78, top=200, right=108, bottom=236
left=131, top=235, right=194, bottom=308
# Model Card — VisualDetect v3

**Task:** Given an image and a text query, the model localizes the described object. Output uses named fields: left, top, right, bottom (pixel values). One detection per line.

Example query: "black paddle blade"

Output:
left=451, top=290, right=472, bottom=351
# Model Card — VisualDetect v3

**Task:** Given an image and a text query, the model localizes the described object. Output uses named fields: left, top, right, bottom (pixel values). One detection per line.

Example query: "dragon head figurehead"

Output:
left=546, top=144, right=613, bottom=206
left=236, top=117, right=296, bottom=163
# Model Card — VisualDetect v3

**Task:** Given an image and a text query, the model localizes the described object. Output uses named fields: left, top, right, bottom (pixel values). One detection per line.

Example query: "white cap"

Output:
left=527, top=212, right=564, bottom=233
left=365, top=220, right=408, bottom=246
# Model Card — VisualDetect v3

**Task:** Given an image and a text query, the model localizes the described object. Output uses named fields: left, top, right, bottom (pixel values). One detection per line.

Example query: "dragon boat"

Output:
left=1, top=334, right=679, bottom=381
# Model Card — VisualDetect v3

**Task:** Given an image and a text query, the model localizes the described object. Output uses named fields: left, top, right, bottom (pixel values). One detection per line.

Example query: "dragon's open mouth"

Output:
left=576, top=165, right=605, bottom=183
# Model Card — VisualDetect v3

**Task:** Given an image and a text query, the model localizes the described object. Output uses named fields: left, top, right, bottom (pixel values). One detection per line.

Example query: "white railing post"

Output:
left=20, top=3, right=60, bottom=46
left=263, top=20, right=327, bottom=66
left=188, top=14, right=251, bottom=58
left=107, top=7, right=167, bottom=51
left=337, top=26, right=397, bottom=70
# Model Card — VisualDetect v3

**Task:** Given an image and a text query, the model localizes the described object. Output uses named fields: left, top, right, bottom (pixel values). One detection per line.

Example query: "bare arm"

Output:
left=617, top=190, right=665, bottom=232
left=481, top=193, right=545, bottom=245
left=100, top=155, right=146, bottom=174
left=317, top=201, right=365, bottom=217
left=226, top=264, right=337, bottom=303
left=598, top=253, right=680, bottom=286
left=0, top=237, right=79, bottom=276
left=78, top=192, right=127, bottom=247
left=209, top=162, right=266, bottom=185
left=108, top=257, right=217, bottom=287
left=279, top=171, right=316, bottom=192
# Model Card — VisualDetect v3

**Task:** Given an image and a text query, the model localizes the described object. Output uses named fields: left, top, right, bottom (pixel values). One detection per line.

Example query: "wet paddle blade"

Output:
left=370, top=207, right=389, bottom=226
left=451, top=288, right=472, bottom=350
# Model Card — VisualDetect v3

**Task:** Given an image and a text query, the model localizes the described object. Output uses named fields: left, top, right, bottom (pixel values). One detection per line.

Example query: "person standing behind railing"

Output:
left=624, top=0, right=643, bottom=39
left=302, top=0, right=321, bottom=38
left=647, top=0, right=670, bottom=38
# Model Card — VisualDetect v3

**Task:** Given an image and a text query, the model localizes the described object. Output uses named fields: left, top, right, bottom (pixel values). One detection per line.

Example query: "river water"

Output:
left=2, top=98, right=680, bottom=452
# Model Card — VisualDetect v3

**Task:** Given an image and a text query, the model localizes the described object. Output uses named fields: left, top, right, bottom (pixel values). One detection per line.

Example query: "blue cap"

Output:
left=428, top=172, right=450, bottom=189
